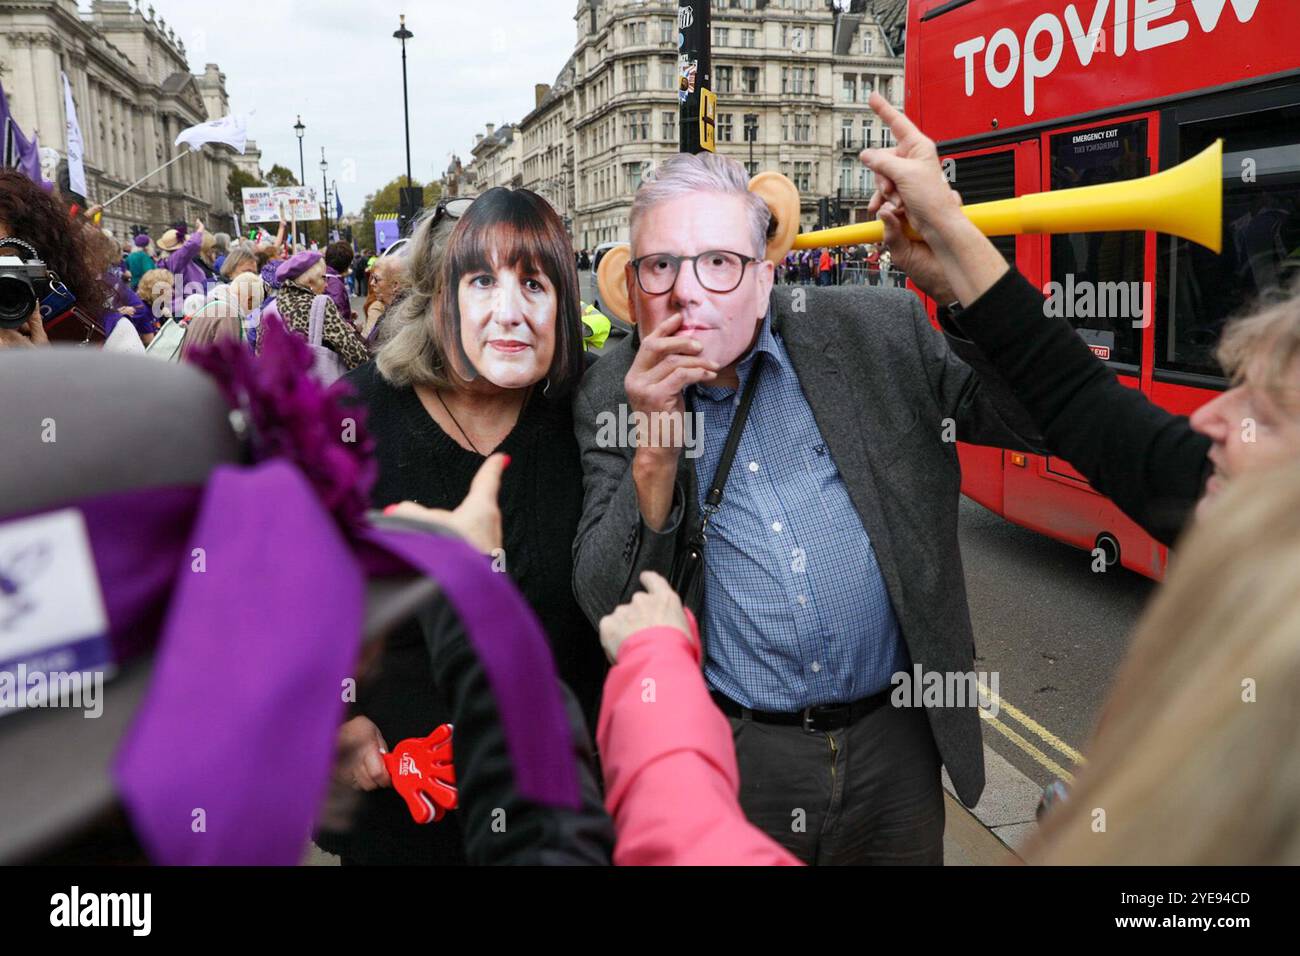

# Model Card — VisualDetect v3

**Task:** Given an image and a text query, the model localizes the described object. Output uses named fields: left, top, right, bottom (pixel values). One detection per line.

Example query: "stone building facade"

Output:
left=467, top=122, right=523, bottom=194
left=519, top=58, right=578, bottom=227
left=470, top=0, right=905, bottom=250
left=0, top=0, right=244, bottom=240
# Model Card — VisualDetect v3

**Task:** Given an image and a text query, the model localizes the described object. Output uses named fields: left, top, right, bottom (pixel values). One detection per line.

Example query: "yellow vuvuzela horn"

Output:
left=792, top=139, right=1223, bottom=255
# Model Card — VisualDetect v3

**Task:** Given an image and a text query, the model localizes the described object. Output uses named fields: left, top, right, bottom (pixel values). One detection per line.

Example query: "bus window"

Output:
left=943, top=150, right=1017, bottom=266
left=1048, top=120, right=1149, bottom=369
left=1157, top=105, right=1300, bottom=380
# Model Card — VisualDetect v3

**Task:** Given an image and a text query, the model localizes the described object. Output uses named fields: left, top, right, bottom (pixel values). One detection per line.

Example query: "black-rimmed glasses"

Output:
left=630, top=249, right=759, bottom=295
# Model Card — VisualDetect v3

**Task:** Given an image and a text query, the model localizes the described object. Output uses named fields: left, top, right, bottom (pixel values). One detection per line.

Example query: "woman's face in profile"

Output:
left=457, top=258, right=557, bottom=390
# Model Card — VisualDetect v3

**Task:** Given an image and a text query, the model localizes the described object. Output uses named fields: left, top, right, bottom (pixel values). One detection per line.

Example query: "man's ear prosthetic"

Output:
left=595, top=244, right=632, bottom=329
left=595, top=171, right=801, bottom=326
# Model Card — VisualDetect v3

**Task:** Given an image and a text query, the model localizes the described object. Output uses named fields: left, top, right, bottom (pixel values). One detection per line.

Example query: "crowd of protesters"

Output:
left=774, top=244, right=898, bottom=287
left=2, top=89, right=1299, bottom=868
left=0, top=175, right=402, bottom=365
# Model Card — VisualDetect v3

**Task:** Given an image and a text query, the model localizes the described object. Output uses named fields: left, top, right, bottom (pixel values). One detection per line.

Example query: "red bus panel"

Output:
left=910, top=0, right=1294, bottom=142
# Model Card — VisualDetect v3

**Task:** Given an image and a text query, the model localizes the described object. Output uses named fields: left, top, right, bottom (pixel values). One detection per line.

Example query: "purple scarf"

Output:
left=102, top=464, right=579, bottom=865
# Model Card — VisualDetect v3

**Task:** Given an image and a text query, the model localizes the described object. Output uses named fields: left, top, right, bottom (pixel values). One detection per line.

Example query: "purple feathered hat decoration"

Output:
left=184, top=315, right=377, bottom=530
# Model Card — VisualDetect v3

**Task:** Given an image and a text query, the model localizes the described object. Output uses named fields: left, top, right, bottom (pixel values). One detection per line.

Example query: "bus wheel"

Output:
left=1094, top=532, right=1121, bottom=569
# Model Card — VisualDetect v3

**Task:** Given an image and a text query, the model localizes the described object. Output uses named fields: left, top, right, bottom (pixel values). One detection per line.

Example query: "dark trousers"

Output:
left=727, top=703, right=945, bottom=865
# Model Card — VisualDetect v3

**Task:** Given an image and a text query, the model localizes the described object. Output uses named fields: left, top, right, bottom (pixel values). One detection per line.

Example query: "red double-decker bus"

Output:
left=905, top=0, right=1300, bottom=578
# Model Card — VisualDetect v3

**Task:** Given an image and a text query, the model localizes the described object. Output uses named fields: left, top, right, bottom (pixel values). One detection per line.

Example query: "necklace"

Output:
left=435, top=389, right=483, bottom=455
left=434, top=388, right=527, bottom=457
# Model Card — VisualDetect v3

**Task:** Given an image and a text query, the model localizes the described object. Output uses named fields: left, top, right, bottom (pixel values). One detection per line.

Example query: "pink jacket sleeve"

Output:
left=597, top=616, right=801, bottom=866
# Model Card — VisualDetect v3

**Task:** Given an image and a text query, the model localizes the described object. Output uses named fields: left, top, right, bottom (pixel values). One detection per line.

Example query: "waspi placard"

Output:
left=241, top=185, right=321, bottom=223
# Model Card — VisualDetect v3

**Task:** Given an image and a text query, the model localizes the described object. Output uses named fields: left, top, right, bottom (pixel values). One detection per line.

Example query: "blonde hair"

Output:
left=221, top=240, right=259, bottom=279
left=226, top=271, right=265, bottom=317
left=1025, top=459, right=1300, bottom=865
left=136, top=268, right=174, bottom=306
left=374, top=208, right=456, bottom=387
left=1217, top=274, right=1300, bottom=415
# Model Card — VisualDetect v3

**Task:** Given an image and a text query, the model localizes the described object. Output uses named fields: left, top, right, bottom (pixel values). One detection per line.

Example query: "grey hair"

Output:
left=219, top=240, right=258, bottom=279
left=629, top=152, right=769, bottom=259
left=374, top=206, right=459, bottom=387
left=212, top=232, right=231, bottom=254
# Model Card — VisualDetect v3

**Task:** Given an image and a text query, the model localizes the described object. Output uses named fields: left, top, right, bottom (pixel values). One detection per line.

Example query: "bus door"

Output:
left=935, top=140, right=1041, bottom=518
left=1001, top=113, right=1165, bottom=575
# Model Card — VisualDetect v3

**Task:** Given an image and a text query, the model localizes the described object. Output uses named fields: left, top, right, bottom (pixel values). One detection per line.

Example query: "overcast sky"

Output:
left=89, top=1, right=581, bottom=215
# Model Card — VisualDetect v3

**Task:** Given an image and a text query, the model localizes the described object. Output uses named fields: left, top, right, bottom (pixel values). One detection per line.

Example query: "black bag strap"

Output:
left=703, top=360, right=763, bottom=517
left=670, top=360, right=763, bottom=632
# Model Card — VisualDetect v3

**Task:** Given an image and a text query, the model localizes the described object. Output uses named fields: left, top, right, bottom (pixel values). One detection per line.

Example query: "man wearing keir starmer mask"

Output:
left=572, top=149, right=1044, bottom=865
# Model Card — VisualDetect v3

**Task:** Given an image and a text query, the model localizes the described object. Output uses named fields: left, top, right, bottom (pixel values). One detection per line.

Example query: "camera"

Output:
left=0, top=254, right=52, bottom=330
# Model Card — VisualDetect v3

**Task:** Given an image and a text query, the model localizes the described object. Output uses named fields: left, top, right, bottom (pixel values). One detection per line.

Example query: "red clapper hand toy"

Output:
left=382, top=724, right=458, bottom=824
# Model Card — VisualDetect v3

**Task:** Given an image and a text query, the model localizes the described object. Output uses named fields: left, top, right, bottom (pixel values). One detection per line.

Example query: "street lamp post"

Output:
left=294, top=115, right=306, bottom=187
left=320, top=147, right=329, bottom=244
left=393, top=14, right=414, bottom=190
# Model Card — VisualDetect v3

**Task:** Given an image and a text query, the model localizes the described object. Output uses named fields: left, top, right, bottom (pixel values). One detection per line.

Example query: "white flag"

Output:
left=60, top=72, right=86, bottom=198
left=174, top=114, right=249, bottom=154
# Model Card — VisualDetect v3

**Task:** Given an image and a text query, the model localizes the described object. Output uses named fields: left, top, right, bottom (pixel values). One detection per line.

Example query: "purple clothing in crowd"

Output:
left=164, top=230, right=207, bottom=316
left=324, top=268, right=353, bottom=323
left=102, top=275, right=158, bottom=338
left=261, top=260, right=283, bottom=291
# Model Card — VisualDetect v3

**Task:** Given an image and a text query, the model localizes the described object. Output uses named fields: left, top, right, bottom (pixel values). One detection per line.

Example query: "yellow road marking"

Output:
left=978, top=679, right=1086, bottom=764
left=981, top=714, right=1076, bottom=783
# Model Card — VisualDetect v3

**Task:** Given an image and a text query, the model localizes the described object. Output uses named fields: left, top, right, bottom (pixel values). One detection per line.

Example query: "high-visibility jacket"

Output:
left=581, top=301, right=612, bottom=351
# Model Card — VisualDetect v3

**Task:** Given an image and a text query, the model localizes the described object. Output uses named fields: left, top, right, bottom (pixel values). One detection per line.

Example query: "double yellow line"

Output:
left=978, top=679, right=1084, bottom=783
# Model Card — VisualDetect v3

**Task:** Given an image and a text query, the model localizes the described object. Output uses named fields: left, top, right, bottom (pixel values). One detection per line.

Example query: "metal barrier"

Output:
left=839, top=264, right=904, bottom=288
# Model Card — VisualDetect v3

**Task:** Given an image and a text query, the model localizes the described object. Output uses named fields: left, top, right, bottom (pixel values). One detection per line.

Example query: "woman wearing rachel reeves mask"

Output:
left=327, top=187, right=606, bottom=866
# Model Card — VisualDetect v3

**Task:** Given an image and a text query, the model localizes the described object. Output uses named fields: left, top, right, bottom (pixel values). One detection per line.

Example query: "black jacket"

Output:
left=417, top=598, right=613, bottom=865
left=941, top=268, right=1213, bottom=546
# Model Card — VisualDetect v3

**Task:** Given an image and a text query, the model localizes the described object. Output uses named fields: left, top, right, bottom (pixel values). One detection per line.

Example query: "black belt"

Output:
left=710, top=688, right=891, bottom=734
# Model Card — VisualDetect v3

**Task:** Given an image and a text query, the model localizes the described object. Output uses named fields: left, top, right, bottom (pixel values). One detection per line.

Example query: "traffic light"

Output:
left=818, top=196, right=831, bottom=229
left=398, top=187, right=424, bottom=236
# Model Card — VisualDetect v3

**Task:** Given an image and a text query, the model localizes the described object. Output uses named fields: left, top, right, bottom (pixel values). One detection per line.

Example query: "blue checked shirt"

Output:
left=689, top=309, right=909, bottom=711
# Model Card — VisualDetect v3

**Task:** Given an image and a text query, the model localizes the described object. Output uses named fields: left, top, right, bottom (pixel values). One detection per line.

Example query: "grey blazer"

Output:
left=572, top=284, right=1044, bottom=807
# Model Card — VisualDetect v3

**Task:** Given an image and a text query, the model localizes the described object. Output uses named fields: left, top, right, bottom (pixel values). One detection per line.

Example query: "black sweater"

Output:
left=942, top=268, right=1213, bottom=546
left=332, top=362, right=607, bottom=865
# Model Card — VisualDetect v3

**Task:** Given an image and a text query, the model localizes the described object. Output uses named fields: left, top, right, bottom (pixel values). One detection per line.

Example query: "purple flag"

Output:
left=0, top=81, right=45, bottom=185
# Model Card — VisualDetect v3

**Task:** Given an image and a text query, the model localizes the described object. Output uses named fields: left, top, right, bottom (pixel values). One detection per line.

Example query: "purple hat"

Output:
left=275, top=250, right=322, bottom=284
left=133, top=234, right=151, bottom=248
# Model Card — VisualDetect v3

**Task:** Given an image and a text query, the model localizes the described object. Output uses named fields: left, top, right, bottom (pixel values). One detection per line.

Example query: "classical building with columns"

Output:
left=0, top=0, right=244, bottom=240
